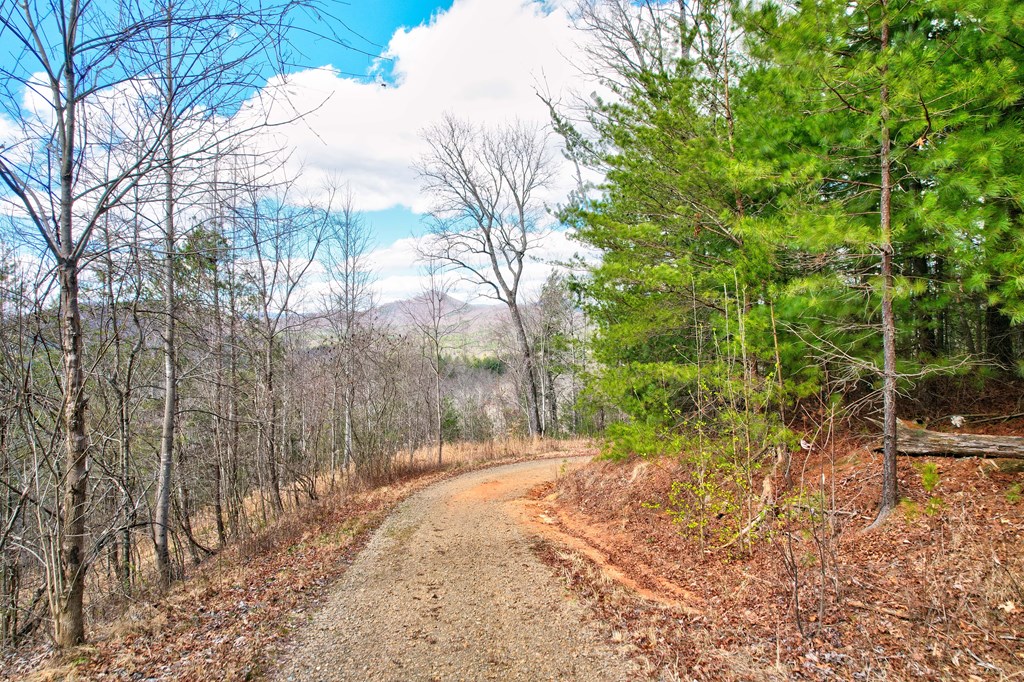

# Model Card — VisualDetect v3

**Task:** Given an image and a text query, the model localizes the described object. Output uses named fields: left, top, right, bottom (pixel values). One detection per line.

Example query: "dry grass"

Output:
left=87, top=437, right=584, bottom=600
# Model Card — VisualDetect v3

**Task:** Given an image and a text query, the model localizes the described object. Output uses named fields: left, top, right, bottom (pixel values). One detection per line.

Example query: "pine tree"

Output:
left=743, top=0, right=1022, bottom=521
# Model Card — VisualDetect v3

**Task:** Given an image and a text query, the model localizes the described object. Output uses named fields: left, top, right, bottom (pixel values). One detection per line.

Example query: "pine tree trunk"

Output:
left=875, top=2, right=899, bottom=525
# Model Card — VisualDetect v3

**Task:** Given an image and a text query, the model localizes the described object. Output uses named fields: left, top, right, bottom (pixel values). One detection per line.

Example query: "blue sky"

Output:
left=0, top=1, right=448, bottom=249
left=0, top=0, right=595, bottom=303
left=254, top=0, right=592, bottom=303
left=300, top=1, right=457, bottom=248
left=298, top=1, right=455, bottom=82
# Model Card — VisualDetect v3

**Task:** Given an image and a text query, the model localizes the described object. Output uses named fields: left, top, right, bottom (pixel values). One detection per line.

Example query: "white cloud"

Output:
left=228, top=0, right=612, bottom=307
left=368, top=228, right=596, bottom=304
left=243, top=0, right=590, bottom=213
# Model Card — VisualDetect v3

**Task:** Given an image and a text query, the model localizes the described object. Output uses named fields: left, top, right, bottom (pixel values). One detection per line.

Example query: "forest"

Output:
left=0, top=0, right=1022, bottom=678
left=556, top=0, right=1024, bottom=518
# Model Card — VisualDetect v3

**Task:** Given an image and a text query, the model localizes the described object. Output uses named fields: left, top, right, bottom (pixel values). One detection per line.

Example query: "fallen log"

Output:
left=873, top=422, right=1024, bottom=460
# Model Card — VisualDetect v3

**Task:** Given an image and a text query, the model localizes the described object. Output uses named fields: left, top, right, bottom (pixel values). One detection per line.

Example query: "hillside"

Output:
left=376, top=294, right=507, bottom=335
left=527, top=422, right=1024, bottom=680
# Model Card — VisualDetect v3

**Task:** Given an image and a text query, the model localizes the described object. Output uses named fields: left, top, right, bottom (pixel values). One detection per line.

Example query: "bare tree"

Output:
left=0, top=0, right=175, bottom=647
left=569, top=0, right=684, bottom=89
left=404, top=258, right=466, bottom=466
left=416, top=116, right=555, bottom=437
left=236, top=168, right=333, bottom=514
left=131, top=0, right=331, bottom=585
left=323, top=188, right=374, bottom=474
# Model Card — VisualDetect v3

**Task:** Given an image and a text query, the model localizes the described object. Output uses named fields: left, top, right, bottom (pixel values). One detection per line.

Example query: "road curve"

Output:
left=273, top=457, right=636, bottom=681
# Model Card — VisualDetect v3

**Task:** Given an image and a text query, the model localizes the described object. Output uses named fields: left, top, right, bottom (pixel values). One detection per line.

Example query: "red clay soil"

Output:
left=532, top=423, right=1024, bottom=681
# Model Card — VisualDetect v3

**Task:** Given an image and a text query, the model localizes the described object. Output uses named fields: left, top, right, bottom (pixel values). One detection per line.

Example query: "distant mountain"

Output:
left=376, top=294, right=510, bottom=352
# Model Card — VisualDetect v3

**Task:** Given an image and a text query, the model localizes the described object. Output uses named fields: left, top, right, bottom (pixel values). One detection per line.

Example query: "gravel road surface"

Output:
left=273, top=457, right=636, bottom=681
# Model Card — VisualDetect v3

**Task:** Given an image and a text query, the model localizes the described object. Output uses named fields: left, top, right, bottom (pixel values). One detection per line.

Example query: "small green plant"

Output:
left=916, top=462, right=943, bottom=515
left=664, top=460, right=745, bottom=547
left=1007, top=483, right=1022, bottom=504
left=918, top=462, right=940, bottom=494
left=924, top=496, right=944, bottom=516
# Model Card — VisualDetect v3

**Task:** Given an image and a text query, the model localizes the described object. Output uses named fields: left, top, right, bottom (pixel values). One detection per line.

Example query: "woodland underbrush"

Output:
left=543, top=423, right=1024, bottom=681
left=1, top=437, right=583, bottom=681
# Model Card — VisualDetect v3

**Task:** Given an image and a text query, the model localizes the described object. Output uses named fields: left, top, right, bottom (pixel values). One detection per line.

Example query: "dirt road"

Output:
left=273, top=457, right=636, bottom=681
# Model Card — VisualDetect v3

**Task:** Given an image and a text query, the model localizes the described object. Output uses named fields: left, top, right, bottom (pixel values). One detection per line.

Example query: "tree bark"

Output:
left=53, top=16, right=89, bottom=639
left=875, top=1, right=899, bottom=524
left=154, top=2, right=176, bottom=585
left=435, top=359, right=443, bottom=467
left=875, top=422, right=1024, bottom=459
left=264, top=344, right=284, bottom=513
left=212, top=254, right=227, bottom=547
left=54, top=263, right=89, bottom=648
left=509, top=304, right=543, bottom=437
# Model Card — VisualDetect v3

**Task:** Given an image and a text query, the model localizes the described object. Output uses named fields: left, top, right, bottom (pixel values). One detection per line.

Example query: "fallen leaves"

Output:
left=539, top=445, right=1024, bottom=681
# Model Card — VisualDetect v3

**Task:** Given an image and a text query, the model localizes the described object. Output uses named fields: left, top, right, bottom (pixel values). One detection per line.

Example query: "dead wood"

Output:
left=872, top=422, right=1024, bottom=460
left=846, top=599, right=913, bottom=621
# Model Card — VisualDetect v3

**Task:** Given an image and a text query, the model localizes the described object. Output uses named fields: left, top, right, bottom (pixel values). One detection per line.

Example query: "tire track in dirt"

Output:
left=273, top=457, right=637, bottom=681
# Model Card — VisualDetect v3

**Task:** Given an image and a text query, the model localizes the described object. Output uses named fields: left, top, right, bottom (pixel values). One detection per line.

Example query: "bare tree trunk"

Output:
left=212, top=256, right=227, bottom=547
left=54, top=263, right=89, bottom=647
left=227, top=257, right=241, bottom=534
left=117, top=385, right=133, bottom=590
left=343, top=387, right=354, bottom=471
left=176, top=444, right=201, bottom=565
left=264, top=346, right=284, bottom=513
left=154, top=3, right=176, bottom=584
left=0, top=429, right=18, bottom=645
left=154, top=218, right=176, bottom=583
left=509, top=305, right=543, bottom=437
left=435, top=363, right=443, bottom=467
left=103, top=210, right=139, bottom=592
left=545, top=364, right=558, bottom=436
left=52, top=29, right=89, bottom=641
left=329, top=382, right=339, bottom=488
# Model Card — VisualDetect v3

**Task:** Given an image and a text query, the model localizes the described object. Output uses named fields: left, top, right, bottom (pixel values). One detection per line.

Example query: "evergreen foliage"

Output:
left=559, top=0, right=1023, bottom=497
